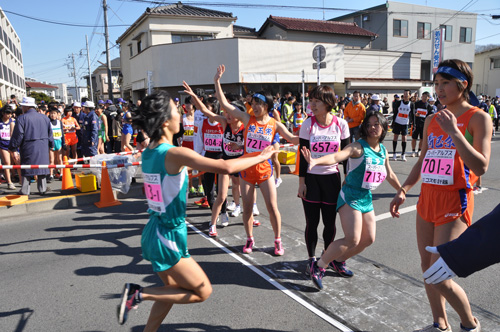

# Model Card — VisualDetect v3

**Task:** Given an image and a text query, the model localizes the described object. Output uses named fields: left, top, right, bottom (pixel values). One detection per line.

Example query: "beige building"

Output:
left=90, top=57, right=122, bottom=102
left=0, top=7, right=25, bottom=103
left=473, top=47, right=500, bottom=97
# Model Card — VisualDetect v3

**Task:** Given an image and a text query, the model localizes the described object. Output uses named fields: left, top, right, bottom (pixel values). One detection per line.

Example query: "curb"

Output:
left=0, top=184, right=144, bottom=218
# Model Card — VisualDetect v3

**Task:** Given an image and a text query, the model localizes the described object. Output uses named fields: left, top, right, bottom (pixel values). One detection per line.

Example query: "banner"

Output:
left=432, top=29, right=444, bottom=74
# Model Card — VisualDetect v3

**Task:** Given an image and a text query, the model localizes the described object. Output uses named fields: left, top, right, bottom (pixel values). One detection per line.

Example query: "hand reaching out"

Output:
left=214, top=65, right=225, bottom=82
left=300, top=146, right=316, bottom=171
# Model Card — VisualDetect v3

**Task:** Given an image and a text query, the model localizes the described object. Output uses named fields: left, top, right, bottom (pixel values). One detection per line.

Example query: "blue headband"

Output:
left=253, top=93, right=267, bottom=103
left=435, top=66, right=479, bottom=106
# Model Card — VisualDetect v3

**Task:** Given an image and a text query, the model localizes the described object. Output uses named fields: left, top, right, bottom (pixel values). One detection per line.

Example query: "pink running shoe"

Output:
left=274, top=239, right=284, bottom=256
left=243, top=238, right=254, bottom=254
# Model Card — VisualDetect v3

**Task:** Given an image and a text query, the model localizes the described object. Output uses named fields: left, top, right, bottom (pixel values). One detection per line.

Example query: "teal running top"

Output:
left=345, top=139, right=387, bottom=191
left=141, top=143, right=188, bottom=228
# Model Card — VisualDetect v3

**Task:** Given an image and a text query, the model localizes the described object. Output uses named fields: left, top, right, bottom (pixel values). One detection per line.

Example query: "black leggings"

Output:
left=202, top=171, right=226, bottom=213
left=302, top=200, right=338, bottom=258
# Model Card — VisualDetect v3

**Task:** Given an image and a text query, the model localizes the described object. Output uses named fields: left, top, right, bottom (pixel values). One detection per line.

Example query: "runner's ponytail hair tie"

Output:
left=435, top=66, right=479, bottom=106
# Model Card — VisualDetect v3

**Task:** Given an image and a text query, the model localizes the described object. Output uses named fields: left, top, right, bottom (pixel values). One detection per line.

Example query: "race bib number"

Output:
left=416, top=108, right=427, bottom=117
left=223, top=140, right=243, bottom=157
left=421, top=149, right=455, bottom=186
left=246, top=132, right=271, bottom=153
left=310, top=135, right=339, bottom=159
left=397, top=113, right=409, bottom=119
left=53, top=129, right=63, bottom=139
left=0, top=131, right=10, bottom=139
left=183, top=129, right=194, bottom=142
left=143, top=173, right=165, bottom=213
left=204, top=133, right=222, bottom=152
left=362, top=163, right=386, bottom=190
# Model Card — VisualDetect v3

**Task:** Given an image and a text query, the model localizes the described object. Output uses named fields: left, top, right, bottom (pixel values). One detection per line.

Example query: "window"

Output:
left=493, top=58, right=500, bottom=69
left=362, top=14, right=370, bottom=22
left=440, top=25, right=452, bottom=41
left=417, top=22, right=431, bottom=39
left=137, top=40, right=142, bottom=53
left=171, top=34, right=214, bottom=43
left=460, top=27, right=472, bottom=43
left=129, top=45, right=133, bottom=57
left=393, top=19, right=408, bottom=37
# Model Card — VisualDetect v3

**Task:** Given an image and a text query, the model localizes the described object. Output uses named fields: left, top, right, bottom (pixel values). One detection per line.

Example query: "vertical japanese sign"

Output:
left=432, top=28, right=445, bottom=74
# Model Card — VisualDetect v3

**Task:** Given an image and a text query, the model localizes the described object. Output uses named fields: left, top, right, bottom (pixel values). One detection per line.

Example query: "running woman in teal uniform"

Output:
left=301, top=111, right=402, bottom=290
left=117, top=91, right=278, bottom=330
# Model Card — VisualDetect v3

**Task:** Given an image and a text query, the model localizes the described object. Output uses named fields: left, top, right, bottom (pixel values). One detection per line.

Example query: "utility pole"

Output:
left=86, top=35, right=94, bottom=102
left=70, top=53, right=79, bottom=102
left=103, top=0, right=114, bottom=101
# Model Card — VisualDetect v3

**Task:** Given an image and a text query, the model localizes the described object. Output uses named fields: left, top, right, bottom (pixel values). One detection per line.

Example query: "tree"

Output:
left=29, top=91, right=53, bottom=104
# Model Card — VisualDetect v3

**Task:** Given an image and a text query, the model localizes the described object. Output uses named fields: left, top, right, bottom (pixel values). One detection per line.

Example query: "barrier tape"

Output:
left=67, top=149, right=144, bottom=163
left=0, top=161, right=141, bottom=170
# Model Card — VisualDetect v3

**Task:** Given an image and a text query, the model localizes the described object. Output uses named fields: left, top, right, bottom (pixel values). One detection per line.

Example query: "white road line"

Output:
left=186, top=221, right=354, bottom=332
left=375, top=204, right=417, bottom=221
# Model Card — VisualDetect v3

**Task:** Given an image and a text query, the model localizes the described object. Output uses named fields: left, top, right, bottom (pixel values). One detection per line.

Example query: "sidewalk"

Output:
left=0, top=172, right=144, bottom=218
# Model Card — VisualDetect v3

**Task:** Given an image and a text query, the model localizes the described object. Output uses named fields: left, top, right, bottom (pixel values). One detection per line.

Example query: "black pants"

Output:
left=202, top=171, right=226, bottom=212
left=302, top=200, right=337, bottom=257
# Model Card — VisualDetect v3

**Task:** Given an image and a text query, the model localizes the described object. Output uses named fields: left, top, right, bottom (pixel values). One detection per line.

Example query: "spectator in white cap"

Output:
left=82, top=101, right=99, bottom=157
left=9, top=96, right=54, bottom=196
left=366, top=94, right=382, bottom=113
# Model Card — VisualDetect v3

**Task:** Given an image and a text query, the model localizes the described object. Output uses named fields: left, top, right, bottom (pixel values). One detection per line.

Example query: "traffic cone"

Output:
left=61, top=156, right=75, bottom=190
left=95, top=161, right=122, bottom=208
left=291, top=148, right=300, bottom=175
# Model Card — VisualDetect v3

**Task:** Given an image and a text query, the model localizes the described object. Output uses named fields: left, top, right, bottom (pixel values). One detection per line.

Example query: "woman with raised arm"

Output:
left=183, top=81, right=245, bottom=236
left=117, top=91, right=277, bottom=331
left=390, top=59, right=489, bottom=332
left=214, top=65, right=299, bottom=255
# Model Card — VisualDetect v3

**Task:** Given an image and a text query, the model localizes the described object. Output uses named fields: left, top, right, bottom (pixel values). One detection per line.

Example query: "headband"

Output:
left=253, top=93, right=267, bottom=103
left=435, top=66, right=479, bottom=106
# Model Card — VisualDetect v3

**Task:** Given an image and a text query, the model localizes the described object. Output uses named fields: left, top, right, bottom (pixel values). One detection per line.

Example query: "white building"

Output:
left=117, top=2, right=424, bottom=101
left=332, top=1, right=477, bottom=81
left=53, top=83, right=69, bottom=104
left=25, top=81, right=58, bottom=99
left=473, top=47, right=500, bottom=97
left=0, top=7, right=25, bottom=103
left=67, top=86, right=89, bottom=104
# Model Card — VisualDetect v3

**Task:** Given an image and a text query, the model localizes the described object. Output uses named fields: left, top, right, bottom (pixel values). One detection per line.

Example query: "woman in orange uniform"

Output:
left=390, top=59, right=491, bottom=332
left=214, top=65, right=299, bottom=255
left=62, top=107, right=80, bottom=160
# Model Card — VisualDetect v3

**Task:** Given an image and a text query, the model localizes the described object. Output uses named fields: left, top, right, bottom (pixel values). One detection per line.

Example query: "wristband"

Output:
left=400, top=186, right=407, bottom=195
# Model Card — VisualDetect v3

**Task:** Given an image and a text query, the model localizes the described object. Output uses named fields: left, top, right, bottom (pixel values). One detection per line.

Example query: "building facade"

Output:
left=117, top=2, right=425, bottom=102
left=90, top=57, right=122, bottom=102
left=67, top=86, right=89, bottom=104
left=473, top=47, right=500, bottom=97
left=0, top=7, right=25, bottom=103
left=332, top=1, right=477, bottom=81
left=25, top=81, right=58, bottom=99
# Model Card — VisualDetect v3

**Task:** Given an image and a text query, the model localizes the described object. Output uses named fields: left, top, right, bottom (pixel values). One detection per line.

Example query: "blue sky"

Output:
left=2, top=0, right=499, bottom=87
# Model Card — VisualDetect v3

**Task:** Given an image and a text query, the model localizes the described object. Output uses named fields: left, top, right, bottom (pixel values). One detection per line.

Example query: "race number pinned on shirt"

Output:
left=362, top=163, right=386, bottom=190
left=421, top=149, right=455, bottom=186
left=204, top=133, right=222, bottom=152
left=310, top=135, right=339, bottom=159
left=246, top=132, right=271, bottom=153
left=143, top=173, right=165, bottom=213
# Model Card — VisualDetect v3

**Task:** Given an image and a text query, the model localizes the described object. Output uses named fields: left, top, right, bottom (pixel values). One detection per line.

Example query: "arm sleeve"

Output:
left=60, top=121, right=66, bottom=148
left=48, top=120, right=54, bottom=149
left=340, top=138, right=350, bottom=175
left=299, top=137, right=310, bottom=177
left=9, top=118, right=23, bottom=151
left=437, top=203, right=500, bottom=278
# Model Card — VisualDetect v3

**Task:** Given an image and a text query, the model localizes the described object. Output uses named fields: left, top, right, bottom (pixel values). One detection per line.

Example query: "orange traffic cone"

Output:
left=61, top=156, right=74, bottom=190
left=95, top=161, right=122, bottom=208
left=291, top=147, right=300, bottom=175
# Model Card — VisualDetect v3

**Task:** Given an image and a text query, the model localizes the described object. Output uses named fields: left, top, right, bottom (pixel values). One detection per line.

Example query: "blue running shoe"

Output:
left=117, top=283, right=142, bottom=325
left=328, top=260, right=354, bottom=278
left=310, top=261, right=326, bottom=290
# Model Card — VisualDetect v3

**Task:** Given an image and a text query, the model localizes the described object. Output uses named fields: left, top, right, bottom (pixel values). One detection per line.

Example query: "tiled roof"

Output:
left=262, top=16, right=377, bottom=37
left=26, top=82, right=58, bottom=89
left=233, top=25, right=256, bottom=33
left=150, top=2, right=234, bottom=19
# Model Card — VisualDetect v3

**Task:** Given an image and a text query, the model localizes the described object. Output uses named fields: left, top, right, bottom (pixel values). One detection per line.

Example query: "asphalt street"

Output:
left=1, top=134, right=499, bottom=332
